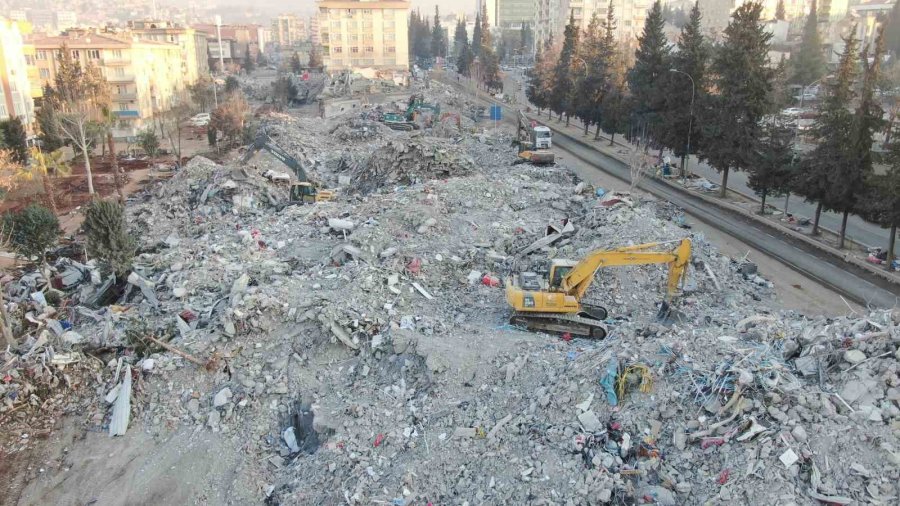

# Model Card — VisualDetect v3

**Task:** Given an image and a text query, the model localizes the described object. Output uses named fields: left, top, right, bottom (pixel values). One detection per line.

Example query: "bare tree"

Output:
left=156, top=99, right=193, bottom=162
left=627, top=144, right=654, bottom=192
left=211, top=93, right=250, bottom=147
left=44, top=45, right=109, bottom=195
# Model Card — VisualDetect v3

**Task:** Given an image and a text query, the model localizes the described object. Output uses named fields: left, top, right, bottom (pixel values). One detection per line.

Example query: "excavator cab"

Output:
left=290, top=182, right=336, bottom=203
left=548, top=260, right=577, bottom=290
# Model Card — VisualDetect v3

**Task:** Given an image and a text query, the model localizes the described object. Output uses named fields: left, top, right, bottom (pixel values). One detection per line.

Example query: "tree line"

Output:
left=527, top=0, right=900, bottom=267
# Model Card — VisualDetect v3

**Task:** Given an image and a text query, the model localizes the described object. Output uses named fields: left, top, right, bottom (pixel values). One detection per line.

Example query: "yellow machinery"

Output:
left=505, top=239, right=692, bottom=339
left=291, top=182, right=336, bottom=203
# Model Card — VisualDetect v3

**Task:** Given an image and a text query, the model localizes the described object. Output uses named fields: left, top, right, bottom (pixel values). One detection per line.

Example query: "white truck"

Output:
left=532, top=126, right=552, bottom=149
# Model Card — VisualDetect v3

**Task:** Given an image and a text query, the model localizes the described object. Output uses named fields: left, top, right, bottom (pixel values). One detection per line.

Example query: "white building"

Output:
left=317, top=0, right=410, bottom=72
left=0, top=18, right=35, bottom=125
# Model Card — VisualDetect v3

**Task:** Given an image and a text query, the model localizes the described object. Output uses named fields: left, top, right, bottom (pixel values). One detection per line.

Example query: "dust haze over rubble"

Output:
left=3, top=80, right=900, bottom=505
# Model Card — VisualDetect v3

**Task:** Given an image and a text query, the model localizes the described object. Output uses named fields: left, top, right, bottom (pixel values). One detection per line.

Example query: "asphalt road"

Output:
left=500, top=69, right=895, bottom=250
left=440, top=72, right=899, bottom=308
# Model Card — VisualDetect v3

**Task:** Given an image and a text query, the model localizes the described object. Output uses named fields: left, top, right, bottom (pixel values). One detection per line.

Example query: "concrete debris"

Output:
left=3, top=80, right=900, bottom=506
left=108, top=365, right=132, bottom=437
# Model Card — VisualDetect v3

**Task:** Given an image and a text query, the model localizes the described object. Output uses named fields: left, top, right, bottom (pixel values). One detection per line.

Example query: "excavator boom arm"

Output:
left=560, top=239, right=692, bottom=301
left=242, top=131, right=310, bottom=182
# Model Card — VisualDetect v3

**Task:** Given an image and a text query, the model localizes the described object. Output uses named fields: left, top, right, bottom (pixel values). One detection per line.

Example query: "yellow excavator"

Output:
left=505, top=238, right=692, bottom=339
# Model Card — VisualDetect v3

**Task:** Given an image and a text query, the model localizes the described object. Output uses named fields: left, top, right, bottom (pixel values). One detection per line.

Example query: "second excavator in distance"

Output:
left=505, top=238, right=692, bottom=339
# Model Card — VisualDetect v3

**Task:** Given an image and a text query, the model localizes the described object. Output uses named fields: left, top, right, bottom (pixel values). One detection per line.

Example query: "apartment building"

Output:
left=0, top=18, right=35, bottom=125
left=477, top=0, right=499, bottom=26
left=31, top=31, right=186, bottom=137
left=497, top=0, right=534, bottom=29
left=534, top=0, right=565, bottom=47
left=317, top=0, right=410, bottom=72
left=128, top=20, right=209, bottom=84
left=272, top=14, right=308, bottom=47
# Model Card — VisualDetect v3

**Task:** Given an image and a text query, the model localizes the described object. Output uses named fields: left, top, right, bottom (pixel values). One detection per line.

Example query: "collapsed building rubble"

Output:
left=2, top=84, right=899, bottom=505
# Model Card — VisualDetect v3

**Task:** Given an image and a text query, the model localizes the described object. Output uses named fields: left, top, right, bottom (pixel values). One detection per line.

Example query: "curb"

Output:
left=529, top=115, right=900, bottom=288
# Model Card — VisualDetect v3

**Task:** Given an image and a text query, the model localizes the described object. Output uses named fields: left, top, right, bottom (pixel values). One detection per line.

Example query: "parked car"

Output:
left=190, top=113, right=211, bottom=127
left=781, top=107, right=802, bottom=117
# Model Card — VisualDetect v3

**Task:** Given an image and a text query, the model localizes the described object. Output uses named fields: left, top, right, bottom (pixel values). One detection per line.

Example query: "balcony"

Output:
left=113, top=110, right=140, bottom=118
left=107, top=74, right=135, bottom=83
left=102, top=58, right=129, bottom=66
left=112, top=93, right=137, bottom=101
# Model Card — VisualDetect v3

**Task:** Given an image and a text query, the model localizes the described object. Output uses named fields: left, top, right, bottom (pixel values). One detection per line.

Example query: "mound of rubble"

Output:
left=3, top=100, right=899, bottom=506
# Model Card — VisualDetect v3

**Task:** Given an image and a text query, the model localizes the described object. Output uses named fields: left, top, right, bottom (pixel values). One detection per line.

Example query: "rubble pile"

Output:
left=349, top=137, right=476, bottom=194
left=3, top=102, right=899, bottom=505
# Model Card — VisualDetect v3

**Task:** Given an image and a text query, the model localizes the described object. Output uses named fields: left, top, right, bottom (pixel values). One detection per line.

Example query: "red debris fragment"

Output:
left=561, top=332, right=573, bottom=342
left=179, top=310, right=197, bottom=322
left=406, top=258, right=422, bottom=275
left=701, top=437, right=726, bottom=449
left=374, top=433, right=385, bottom=447
left=717, top=468, right=730, bottom=485
left=481, top=275, right=501, bottom=287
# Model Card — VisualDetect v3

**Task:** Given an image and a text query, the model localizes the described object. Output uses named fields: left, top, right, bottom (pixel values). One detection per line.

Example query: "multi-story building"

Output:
left=497, top=0, right=534, bottom=30
left=818, top=0, right=850, bottom=20
left=309, top=15, right=321, bottom=45
left=31, top=31, right=186, bottom=137
left=272, top=14, right=307, bottom=47
left=127, top=20, right=209, bottom=84
left=477, top=0, right=499, bottom=26
left=55, top=11, right=77, bottom=31
left=317, top=0, right=410, bottom=72
left=0, top=18, right=35, bottom=125
left=534, top=0, right=565, bottom=48
left=851, top=0, right=894, bottom=51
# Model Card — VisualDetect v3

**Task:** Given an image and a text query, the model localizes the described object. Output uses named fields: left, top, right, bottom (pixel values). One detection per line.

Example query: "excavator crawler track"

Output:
left=510, top=312, right=608, bottom=339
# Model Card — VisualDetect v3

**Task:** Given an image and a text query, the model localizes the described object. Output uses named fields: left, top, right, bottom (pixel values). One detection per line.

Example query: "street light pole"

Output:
left=786, top=76, right=825, bottom=214
left=669, top=69, right=695, bottom=182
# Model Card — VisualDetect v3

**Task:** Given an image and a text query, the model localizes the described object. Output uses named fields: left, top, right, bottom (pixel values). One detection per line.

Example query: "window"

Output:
left=362, top=9, right=372, bottom=15
left=350, top=47, right=359, bottom=53
left=36, top=50, right=47, bottom=60
left=39, top=68, right=49, bottom=79
left=322, top=34, right=330, bottom=43
left=71, top=50, right=80, bottom=59
left=119, top=103, right=128, bottom=111
left=87, top=49, right=100, bottom=59
left=364, top=46, right=373, bottom=53
left=320, top=7, right=327, bottom=13
left=115, top=67, right=125, bottom=76
left=350, top=34, right=358, bottom=41
left=384, top=33, right=395, bottom=41
left=332, top=21, right=341, bottom=28
left=113, top=49, right=122, bottom=58
left=384, top=21, right=395, bottom=28
left=332, top=46, right=342, bottom=53
left=386, top=46, right=395, bottom=54
left=362, top=21, right=373, bottom=29
left=24, top=55, right=34, bottom=65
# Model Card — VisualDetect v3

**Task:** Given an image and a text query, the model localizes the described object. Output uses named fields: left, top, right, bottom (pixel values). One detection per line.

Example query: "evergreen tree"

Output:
left=747, top=120, right=794, bottom=213
left=528, top=39, right=558, bottom=115
left=0, top=117, right=28, bottom=164
left=479, top=3, right=501, bottom=91
left=552, top=11, right=580, bottom=126
left=837, top=28, right=887, bottom=247
left=431, top=7, right=446, bottom=59
left=574, top=13, right=604, bottom=135
left=290, top=52, right=302, bottom=73
left=36, top=89, right=64, bottom=152
left=600, top=49, right=630, bottom=145
left=458, top=40, right=475, bottom=77
left=594, top=1, right=618, bottom=139
left=661, top=1, right=707, bottom=172
left=627, top=0, right=671, bottom=147
left=858, top=133, right=900, bottom=269
left=473, top=10, right=483, bottom=58
left=885, top=0, right=900, bottom=58
left=308, top=46, right=323, bottom=68
left=243, top=52, right=255, bottom=73
left=791, top=0, right=825, bottom=85
left=795, top=30, right=859, bottom=236
left=700, top=1, right=773, bottom=198
left=775, top=0, right=786, bottom=21
left=453, top=19, right=468, bottom=60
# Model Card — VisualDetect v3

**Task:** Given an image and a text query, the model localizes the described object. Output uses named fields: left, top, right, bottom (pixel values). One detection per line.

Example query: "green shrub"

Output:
left=83, top=199, right=136, bottom=275
left=2, top=204, right=60, bottom=261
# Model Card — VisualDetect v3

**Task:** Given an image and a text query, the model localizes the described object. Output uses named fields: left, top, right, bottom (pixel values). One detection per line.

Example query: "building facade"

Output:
left=497, top=0, right=535, bottom=29
left=0, top=18, right=35, bottom=125
left=317, top=0, right=410, bottom=71
left=32, top=31, right=186, bottom=137
left=128, top=20, right=209, bottom=84
left=272, top=14, right=308, bottom=47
